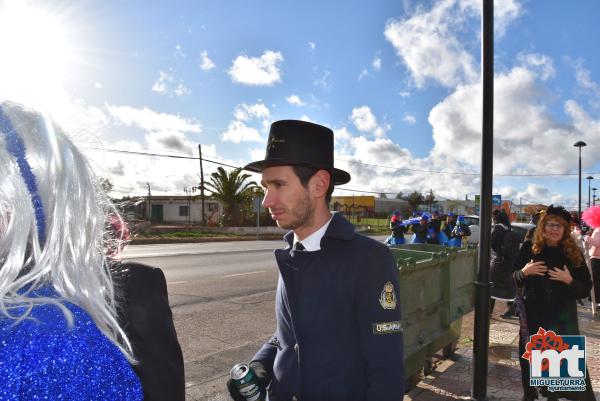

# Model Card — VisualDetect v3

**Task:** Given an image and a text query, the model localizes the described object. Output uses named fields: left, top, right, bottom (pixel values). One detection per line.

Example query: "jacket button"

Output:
left=293, top=343, right=299, bottom=352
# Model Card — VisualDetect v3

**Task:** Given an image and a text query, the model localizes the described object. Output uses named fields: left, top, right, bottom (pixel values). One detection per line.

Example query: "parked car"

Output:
left=459, top=216, right=534, bottom=245
left=462, top=215, right=479, bottom=244
left=510, top=222, right=535, bottom=243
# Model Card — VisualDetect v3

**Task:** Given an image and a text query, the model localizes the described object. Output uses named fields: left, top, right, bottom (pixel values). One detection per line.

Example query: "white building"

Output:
left=146, top=196, right=223, bottom=225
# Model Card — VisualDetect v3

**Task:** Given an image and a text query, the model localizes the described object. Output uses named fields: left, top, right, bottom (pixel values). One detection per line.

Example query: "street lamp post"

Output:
left=573, top=141, right=587, bottom=222
left=594, top=188, right=597, bottom=206
left=587, top=176, right=594, bottom=208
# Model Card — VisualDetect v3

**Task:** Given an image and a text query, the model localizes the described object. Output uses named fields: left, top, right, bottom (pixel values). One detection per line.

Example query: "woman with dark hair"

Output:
left=513, top=205, right=595, bottom=401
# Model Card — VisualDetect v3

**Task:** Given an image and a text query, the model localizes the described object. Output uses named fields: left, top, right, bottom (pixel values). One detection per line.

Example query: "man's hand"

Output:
left=226, top=361, right=270, bottom=400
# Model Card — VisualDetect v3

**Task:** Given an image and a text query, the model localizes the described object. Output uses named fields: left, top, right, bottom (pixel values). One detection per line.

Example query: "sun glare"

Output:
left=0, top=2, right=73, bottom=106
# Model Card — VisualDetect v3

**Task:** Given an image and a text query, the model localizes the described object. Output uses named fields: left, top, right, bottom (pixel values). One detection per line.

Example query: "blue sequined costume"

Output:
left=0, top=289, right=143, bottom=401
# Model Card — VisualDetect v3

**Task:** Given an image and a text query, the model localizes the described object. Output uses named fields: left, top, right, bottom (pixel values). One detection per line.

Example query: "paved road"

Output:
left=123, top=241, right=282, bottom=401
left=122, top=237, right=386, bottom=401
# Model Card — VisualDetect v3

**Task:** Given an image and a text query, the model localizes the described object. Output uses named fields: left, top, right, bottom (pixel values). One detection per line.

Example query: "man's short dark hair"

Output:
left=291, top=165, right=335, bottom=204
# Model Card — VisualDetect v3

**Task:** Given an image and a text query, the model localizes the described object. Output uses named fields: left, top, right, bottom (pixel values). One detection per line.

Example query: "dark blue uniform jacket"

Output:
left=253, top=213, right=405, bottom=401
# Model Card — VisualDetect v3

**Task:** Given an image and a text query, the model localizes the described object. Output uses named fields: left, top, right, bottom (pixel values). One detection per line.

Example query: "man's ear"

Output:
left=309, top=170, right=331, bottom=199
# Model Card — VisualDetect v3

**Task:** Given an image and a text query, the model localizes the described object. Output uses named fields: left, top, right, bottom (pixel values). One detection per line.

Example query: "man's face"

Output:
left=261, top=165, right=314, bottom=231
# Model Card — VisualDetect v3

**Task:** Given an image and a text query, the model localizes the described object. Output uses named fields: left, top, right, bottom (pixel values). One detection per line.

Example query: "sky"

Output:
left=1, top=0, right=600, bottom=210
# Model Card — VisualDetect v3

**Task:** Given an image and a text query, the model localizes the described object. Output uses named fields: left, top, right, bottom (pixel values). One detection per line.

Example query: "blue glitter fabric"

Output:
left=0, top=105, right=47, bottom=245
left=0, top=289, right=143, bottom=401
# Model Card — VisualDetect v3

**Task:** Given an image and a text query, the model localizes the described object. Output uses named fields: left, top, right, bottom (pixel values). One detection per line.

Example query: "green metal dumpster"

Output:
left=388, top=243, right=478, bottom=388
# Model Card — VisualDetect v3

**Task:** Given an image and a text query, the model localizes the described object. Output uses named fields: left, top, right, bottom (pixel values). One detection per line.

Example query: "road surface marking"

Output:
left=168, top=281, right=188, bottom=285
left=223, top=270, right=267, bottom=278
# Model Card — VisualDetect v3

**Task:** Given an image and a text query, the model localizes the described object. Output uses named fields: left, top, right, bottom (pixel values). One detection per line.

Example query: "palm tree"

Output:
left=204, top=167, right=258, bottom=226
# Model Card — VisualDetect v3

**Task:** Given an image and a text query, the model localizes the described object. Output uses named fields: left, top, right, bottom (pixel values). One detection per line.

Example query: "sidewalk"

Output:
left=406, top=304, right=600, bottom=401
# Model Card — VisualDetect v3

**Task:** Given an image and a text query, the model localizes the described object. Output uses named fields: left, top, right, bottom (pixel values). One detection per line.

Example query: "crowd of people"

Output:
left=386, top=210, right=471, bottom=247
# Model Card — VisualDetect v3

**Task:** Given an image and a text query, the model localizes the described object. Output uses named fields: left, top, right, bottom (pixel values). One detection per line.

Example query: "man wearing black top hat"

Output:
left=227, top=120, right=404, bottom=401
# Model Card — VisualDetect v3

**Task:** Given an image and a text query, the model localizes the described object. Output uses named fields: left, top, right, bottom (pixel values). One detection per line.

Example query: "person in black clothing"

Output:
left=386, top=212, right=407, bottom=245
left=427, top=211, right=442, bottom=244
left=513, top=205, right=595, bottom=401
left=489, top=210, right=518, bottom=317
left=411, top=215, right=429, bottom=243
left=108, top=218, right=186, bottom=401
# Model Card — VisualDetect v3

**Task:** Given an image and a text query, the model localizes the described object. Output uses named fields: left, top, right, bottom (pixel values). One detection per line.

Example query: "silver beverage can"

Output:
left=230, top=362, right=266, bottom=401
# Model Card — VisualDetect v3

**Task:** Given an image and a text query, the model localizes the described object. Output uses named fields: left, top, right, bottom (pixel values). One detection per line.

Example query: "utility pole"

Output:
left=472, top=1, right=493, bottom=399
left=146, top=182, right=152, bottom=221
left=198, top=144, right=206, bottom=226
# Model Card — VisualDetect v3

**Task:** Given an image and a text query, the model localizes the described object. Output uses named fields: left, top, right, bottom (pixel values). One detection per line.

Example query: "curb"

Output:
left=129, top=234, right=284, bottom=245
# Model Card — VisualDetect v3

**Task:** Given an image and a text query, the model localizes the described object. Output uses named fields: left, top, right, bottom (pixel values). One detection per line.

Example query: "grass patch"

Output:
left=458, top=337, right=474, bottom=346
left=137, top=231, right=245, bottom=238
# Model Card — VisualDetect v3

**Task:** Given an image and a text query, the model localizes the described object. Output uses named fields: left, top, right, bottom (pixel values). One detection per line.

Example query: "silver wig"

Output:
left=0, top=101, right=134, bottom=361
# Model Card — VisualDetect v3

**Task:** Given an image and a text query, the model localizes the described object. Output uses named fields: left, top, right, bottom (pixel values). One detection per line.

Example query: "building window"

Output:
left=179, top=205, right=189, bottom=217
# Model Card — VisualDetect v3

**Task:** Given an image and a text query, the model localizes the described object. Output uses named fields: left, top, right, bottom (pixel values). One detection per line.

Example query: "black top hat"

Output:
left=243, top=120, right=351, bottom=185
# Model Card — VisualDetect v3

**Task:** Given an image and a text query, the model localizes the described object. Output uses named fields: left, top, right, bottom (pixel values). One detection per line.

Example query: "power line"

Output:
left=86, top=146, right=599, bottom=177
left=337, top=158, right=598, bottom=177
left=86, top=147, right=240, bottom=169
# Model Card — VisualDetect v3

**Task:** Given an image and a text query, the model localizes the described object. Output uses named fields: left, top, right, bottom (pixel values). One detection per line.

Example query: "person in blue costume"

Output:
left=427, top=211, right=442, bottom=244
left=410, top=214, right=429, bottom=243
left=385, top=210, right=406, bottom=245
left=443, top=213, right=471, bottom=247
left=228, top=120, right=404, bottom=401
left=0, top=101, right=142, bottom=400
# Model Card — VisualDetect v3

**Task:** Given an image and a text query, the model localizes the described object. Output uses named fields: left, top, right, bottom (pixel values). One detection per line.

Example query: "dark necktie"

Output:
left=294, top=241, right=305, bottom=251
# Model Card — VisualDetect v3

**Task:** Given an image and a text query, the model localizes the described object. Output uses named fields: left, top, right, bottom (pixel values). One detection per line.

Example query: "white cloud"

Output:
left=228, top=50, right=284, bottom=86
left=152, top=71, right=171, bottom=93
left=174, top=44, right=186, bottom=58
left=351, top=106, right=378, bottom=132
left=106, top=104, right=201, bottom=133
left=372, top=56, right=382, bottom=71
left=427, top=62, right=600, bottom=179
left=358, top=69, right=368, bottom=81
left=313, top=70, right=331, bottom=89
left=572, top=60, right=600, bottom=105
left=151, top=70, right=190, bottom=96
left=518, top=53, right=555, bottom=81
left=350, top=106, right=388, bottom=138
left=384, top=1, right=478, bottom=88
left=308, top=42, right=316, bottom=51
left=174, top=83, right=191, bottom=97
left=221, top=121, right=263, bottom=143
left=286, top=95, right=304, bottom=106
left=399, top=91, right=411, bottom=98
left=199, top=50, right=216, bottom=71
left=384, top=0, right=522, bottom=89
left=403, top=114, right=416, bottom=125
left=234, top=102, right=270, bottom=121
left=249, top=147, right=265, bottom=163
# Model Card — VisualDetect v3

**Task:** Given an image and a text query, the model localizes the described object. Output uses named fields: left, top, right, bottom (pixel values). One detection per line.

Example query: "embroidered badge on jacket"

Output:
left=379, top=281, right=397, bottom=310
